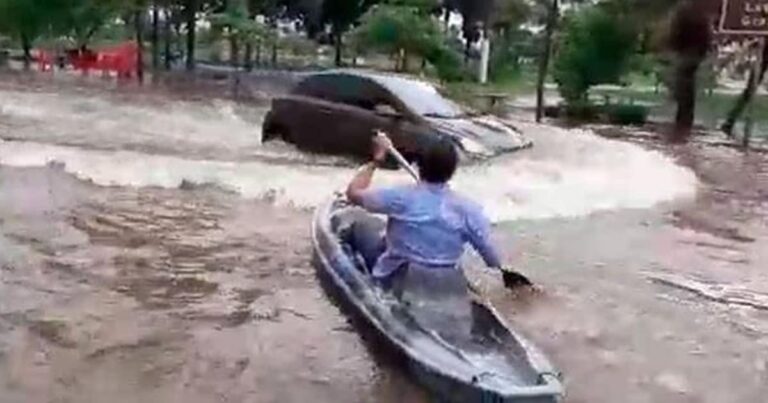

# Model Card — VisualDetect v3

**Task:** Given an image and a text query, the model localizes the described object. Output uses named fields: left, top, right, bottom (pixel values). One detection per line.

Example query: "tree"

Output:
left=667, top=0, right=712, bottom=141
left=353, top=2, right=442, bottom=71
left=0, top=0, right=65, bottom=69
left=552, top=5, right=636, bottom=104
left=163, top=0, right=178, bottom=70
left=535, top=0, right=557, bottom=122
left=454, top=0, right=493, bottom=51
left=185, top=0, right=198, bottom=70
left=152, top=0, right=160, bottom=69
left=490, top=0, right=530, bottom=34
left=722, top=41, right=768, bottom=137
left=58, top=0, right=122, bottom=49
left=210, top=0, right=270, bottom=67
left=320, top=0, right=380, bottom=66
left=488, top=0, right=531, bottom=82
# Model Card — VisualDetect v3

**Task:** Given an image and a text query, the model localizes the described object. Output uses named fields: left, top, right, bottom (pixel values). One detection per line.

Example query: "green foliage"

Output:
left=0, top=0, right=125, bottom=50
left=352, top=1, right=467, bottom=80
left=388, top=0, right=438, bottom=12
left=563, top=100, right=599, bottom=121
left=425, top=43, right=467, bottom=82
left=0, top=0, right=64, bottom=44
left=491, top=0, right=531, bottom=32
left=59, top=0, right=123, bottom=46
left=210, top=0, right=270, bottom=45
left=353, top=3, right=441, bottom=62
left=321, top=0, right=379, bottom=35
left=553, top=6, right=637, bottom=103
left=489, top=29, right=534, bottom=83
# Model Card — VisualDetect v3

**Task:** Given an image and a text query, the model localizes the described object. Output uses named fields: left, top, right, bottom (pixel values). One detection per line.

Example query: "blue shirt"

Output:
left=359, top=183, right=502, bottom=279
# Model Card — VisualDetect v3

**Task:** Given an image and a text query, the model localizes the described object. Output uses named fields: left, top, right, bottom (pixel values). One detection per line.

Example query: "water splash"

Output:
left=0, top=122, right=697, bottom=222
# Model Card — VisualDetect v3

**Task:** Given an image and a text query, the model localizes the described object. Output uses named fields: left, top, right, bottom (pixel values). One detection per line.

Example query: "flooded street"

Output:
left=0, top=167, right=425, bottom=403
left=1, top=79, right=767, bottom=402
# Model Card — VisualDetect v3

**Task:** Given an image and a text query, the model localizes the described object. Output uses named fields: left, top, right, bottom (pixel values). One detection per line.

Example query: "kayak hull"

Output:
left=311, top=197, right=563, bottom=403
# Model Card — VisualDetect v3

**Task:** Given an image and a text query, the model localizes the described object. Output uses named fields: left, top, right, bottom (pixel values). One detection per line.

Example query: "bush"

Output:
left=553, top=7, right=637, bottom=104
left=544, top=105, right=561, bottom=118
left=426, top=44, right=469, bottom=82
left=606, top=103, right=649, bottom=125
left=564, top=101, right=599, bottom=121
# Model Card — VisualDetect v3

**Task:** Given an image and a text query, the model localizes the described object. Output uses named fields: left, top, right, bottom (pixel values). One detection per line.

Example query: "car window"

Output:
left=375, top=76, right=468, bottom=118
left=292, top=75, right=337, bottom=100
left=294, top=74, right=388, bottom=112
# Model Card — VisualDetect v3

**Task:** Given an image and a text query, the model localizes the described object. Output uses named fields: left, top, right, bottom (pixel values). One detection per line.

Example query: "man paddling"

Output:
left=345, top=133, right=528, bottom=290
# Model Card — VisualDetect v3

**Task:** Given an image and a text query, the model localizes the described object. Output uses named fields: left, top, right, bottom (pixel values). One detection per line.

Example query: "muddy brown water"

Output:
left=1, top=79, right=767, bottom=402
left=0, top=166, right=431, bottom=403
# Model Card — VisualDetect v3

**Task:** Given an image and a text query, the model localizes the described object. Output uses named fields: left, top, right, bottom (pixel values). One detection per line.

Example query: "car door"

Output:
left=368, top=89, right=429, bottom=162
left=320, top=74, right=379, bottom=157
left=286, top=75, right=346, bottom=153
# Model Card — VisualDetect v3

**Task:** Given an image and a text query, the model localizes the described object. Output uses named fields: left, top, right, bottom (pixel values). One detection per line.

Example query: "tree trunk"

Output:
left=244, top=43, right=254, bottom=71
left=21, top=34, right=32, bottom=71
left=271, top=40, right=278, bottom=66
left=672, top=55, right=701, bottom=141
left=334, top=33, right=343, bottom=66
left=173, top=9, right=183, bottom=62
left=536, top=0, right=558, bottom=123
left=151, top=2, right=160, bottom=70
left=668, top=0, right=712, bottom=142
left=722, top=41, right=768, bottom=137
left=164, top=4, right=172, bottom=70
left=244, top=0, right=255, bottom=72
left=255, top=40, right=262, bottom=66
left=185, top=0, right=197, bottom=71
left=464, top=40, right=471, bottom=65
left=135, top=10, right=145, bottom=84
left=231, top=36, right=240, bottom=68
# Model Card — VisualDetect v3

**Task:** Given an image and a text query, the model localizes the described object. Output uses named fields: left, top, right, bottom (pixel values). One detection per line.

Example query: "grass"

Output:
left=590, top=87, right=768, bottom=138
left=441, top=65, right=540, bottom=110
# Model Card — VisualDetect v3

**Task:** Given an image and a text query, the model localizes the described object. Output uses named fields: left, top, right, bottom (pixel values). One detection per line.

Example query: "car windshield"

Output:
left=376, top=77, right=469, bottom=118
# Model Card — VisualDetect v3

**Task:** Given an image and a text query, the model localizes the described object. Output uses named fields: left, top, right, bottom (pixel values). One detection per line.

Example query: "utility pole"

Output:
left=479, top=31, right=490, bottom=84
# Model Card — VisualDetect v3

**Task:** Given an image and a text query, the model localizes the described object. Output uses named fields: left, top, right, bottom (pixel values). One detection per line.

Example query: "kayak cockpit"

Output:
left=313, top=197, right=563, bottom=402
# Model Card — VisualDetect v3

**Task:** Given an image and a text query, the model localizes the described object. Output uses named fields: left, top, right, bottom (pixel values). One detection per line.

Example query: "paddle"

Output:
left=374, top=131, right=533, bottom=290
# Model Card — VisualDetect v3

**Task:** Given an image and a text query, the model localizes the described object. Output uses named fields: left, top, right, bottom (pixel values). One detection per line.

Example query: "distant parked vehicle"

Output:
left=263, top=70, right=531, bottom=162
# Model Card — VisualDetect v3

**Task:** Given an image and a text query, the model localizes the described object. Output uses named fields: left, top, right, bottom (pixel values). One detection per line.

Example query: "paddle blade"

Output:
left=502, top=269, right=533, bottom=289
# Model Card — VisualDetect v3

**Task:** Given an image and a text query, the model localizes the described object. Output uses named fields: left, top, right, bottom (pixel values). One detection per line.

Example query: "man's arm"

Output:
left=346, top=162, right=378, bottom=206
left=346, top=134, right=392, bottom=206
left=466, top=207, right=533, bottom=288
left=465, top=207, right=503, bottom=269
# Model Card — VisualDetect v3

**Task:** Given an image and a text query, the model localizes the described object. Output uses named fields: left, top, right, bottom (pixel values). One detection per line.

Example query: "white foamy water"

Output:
left=0, top=90, right=265, bottom=158
left=0, top=122, right=698, bottom=222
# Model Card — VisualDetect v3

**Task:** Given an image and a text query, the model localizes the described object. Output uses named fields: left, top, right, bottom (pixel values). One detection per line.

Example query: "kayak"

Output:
left=311, top=196, right=564, bottom=402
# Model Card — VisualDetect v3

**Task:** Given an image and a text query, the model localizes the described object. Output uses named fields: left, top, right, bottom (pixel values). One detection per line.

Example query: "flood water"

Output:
left=1, top=79, right=767, bottom=402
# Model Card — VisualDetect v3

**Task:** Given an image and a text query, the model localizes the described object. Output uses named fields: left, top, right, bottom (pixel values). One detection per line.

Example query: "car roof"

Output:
left=303, top=69, right=440, bottom=95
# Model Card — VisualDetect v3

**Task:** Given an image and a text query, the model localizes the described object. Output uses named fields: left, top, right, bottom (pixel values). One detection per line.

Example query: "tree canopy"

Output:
left=552, top=5, right=637, bottom=103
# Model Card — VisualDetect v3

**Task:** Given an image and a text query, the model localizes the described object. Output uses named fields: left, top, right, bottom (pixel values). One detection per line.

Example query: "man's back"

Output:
left=360, top=182, right=501, bottom=279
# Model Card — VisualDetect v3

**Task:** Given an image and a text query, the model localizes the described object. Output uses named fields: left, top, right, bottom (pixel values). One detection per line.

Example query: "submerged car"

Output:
left=262, top=70, right=531, bottom=162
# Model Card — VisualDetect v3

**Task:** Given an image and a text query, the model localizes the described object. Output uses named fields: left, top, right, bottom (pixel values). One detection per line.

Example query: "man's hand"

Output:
left=372, top=131, right=393, bottom=163
left=501, top=267, right=532, bottom=289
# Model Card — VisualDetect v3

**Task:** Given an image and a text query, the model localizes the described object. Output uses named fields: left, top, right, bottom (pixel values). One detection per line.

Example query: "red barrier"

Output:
left=60, top=42, right=139, bottom=79
left=96, top=42, right=139, bottom=78
left=36, top=50, right=54, bottom=72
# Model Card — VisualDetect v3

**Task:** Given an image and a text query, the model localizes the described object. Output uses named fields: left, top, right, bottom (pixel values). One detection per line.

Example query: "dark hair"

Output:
left=418, top=137, right=459, bottom=184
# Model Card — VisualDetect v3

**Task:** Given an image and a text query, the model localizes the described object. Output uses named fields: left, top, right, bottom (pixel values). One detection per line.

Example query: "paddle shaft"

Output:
left=376, top=131, right=419, bottom=183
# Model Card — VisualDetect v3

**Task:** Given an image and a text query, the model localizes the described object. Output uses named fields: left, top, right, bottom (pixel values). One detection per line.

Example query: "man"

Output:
left=346, top=134, right=526, bottom=290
